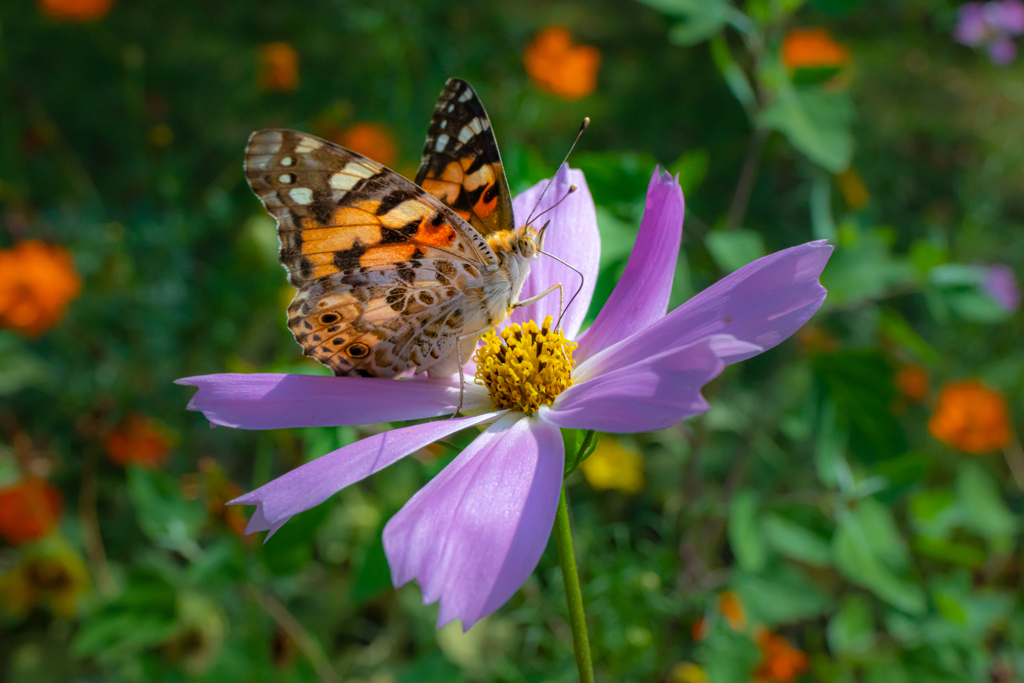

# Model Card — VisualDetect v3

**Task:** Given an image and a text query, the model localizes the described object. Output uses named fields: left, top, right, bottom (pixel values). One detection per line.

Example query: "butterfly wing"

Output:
left=245, top=128, right=498, bottom=377
left=415, top=78, right=515, bottom=237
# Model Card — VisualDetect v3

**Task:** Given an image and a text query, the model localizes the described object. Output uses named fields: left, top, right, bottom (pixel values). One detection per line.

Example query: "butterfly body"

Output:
left=244, top=79, right=547, bottom=379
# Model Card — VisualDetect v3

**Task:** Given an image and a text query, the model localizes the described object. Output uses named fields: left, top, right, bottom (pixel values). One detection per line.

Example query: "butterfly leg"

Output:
left=449, top=326, right=493, bottom=419
left=512, top=283, right=564, bottom=326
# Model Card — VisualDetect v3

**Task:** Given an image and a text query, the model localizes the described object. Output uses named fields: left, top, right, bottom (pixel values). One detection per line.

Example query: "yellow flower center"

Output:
left=473, top=315, right=576, bottom=415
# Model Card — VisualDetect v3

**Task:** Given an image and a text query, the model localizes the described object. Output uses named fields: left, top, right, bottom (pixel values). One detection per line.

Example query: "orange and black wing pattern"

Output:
left=415, top=78, right=515, bottom=237
left=244, top=128, right=497, bottom=288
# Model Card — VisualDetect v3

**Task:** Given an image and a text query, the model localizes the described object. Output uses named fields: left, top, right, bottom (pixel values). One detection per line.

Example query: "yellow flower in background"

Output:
left=0, top=542, right=89, bottom=618
left=781, top=28, right=850, bottom=69
left=895, top=364, right=930, bottom=403
left=259, top=42, right=299, bottom=92
left=836, top=167, right=869, bottom=210
left=524, top=26, right=601, bottom=100
left=0, top=240, right=81, bottom=337
left=339, top=122, right=399, bottom=168
left=38, top=0, right=114, bottom=21
left=580, top=437, right=644, bottom=494
left=668, top=662, right=708, bottom=683
left=929, top=380, right=1012, bottom=453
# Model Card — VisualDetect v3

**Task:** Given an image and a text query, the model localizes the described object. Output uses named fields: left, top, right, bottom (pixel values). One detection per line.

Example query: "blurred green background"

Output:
left=1, top=0, right=1023, bottom=681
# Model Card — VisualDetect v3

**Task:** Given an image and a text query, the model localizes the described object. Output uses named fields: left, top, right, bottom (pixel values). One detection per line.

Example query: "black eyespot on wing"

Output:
left=347, top=343, right=370, bottom=358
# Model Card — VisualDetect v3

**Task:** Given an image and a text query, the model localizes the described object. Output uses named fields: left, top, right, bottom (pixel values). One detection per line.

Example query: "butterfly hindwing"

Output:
left=415, top=78, right=515, bottom=237
left=286, top=258, right=480, bottom=378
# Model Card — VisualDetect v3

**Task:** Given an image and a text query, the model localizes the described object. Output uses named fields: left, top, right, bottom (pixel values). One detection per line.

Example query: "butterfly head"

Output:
left=513, top=221, right=548, bottom=261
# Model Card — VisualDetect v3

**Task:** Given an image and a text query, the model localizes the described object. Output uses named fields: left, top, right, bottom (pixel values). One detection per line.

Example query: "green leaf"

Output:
left=127, top=466, right=206, bottom=554
left=350, top=530, right=392, bottom=606
left=820, top=224, right=919, bottom=308
left=668, top=149, right=710, bottom=194
left=956, top=461, right=1017, bottom=544
left=763, top=514, right=832, bottom=566
left=828, top=595, right=875, bottom=656
left=710, top=35, right=756, bottom=113
left=833, top=506, right=925, bottom=614
left=705, top=229, right=766, bottom=273
left=877, top=309, right=943, bottom=368
left=728, top=490, right=767, bottom=572
left=634, top=0, right=735, bottom=46
left=731, top=565, right=832, bottom=626
left=0, top=333, right=49, bottom=396
left=72, top=572, right=179, bottom=658
left=759, top=88, right=854, bottom=172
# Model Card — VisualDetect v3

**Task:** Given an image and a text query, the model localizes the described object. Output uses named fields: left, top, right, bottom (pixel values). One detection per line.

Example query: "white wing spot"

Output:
left=458, top=88, right=473, bottom=102
left=280, top=156, right=294, bottom=166
left=344, top=162, right=376, bottom=179
left=447, top=104, right=454, bottom=113
left=440, top=120, right=447, bottom=129
left=435, top=134, right=449, bottom=152
left=279, top=174, right=294, bottom=184
left=458, top=126, right=473, bottom=143
left=468, top=118, right=484, bottom=134
left=295, top=138, right=323, bottom=153
left=330, top=173, right=359, bottom=190
left=289, top=187, right=313, bottom=205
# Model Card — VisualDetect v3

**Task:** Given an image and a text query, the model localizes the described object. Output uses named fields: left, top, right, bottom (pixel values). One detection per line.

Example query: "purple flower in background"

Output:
left=954, top=1, right=1024, bottom=64
left=177, top=166, right=832, bottom=631
left=983, top=264, right=1021, bottom=311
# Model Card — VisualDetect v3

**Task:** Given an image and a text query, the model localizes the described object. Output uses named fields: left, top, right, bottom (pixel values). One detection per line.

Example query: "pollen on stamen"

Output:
left=473, top=315, right=576, bottom=415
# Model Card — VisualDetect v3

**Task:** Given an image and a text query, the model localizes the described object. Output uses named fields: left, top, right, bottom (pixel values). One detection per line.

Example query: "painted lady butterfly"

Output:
left=244, top=78, right=559, bottom=382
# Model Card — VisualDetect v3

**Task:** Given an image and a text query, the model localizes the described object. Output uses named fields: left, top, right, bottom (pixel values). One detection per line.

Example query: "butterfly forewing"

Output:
left=415, top=79, right=515, bottom=237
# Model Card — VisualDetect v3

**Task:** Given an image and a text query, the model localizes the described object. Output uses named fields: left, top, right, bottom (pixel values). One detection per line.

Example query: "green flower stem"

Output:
left=553, top=483, right=594, bottom=683
left=564, top=429, right=600, bottom=476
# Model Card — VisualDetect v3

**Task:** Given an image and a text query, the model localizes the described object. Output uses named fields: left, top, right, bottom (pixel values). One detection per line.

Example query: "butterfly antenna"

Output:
left=532, top=185, right=578, bottom=223
left=539, top=249, right=586, bottom=330
left=525, top=117, right=590, bottom=227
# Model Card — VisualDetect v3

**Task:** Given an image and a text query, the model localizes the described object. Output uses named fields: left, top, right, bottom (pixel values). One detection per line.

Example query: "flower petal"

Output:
left=574, top=168, right=684, bottom=361
left=384, top=412, right=564, bottom=630
left=230, top=411, right=503, bottom=539
left=548, top=335, right=758, bottom=433
left=576, top=240, right=832, bottom=379
left=509, top=165, right=600, bottom=339
left=176, top=373, right=483, bottom=429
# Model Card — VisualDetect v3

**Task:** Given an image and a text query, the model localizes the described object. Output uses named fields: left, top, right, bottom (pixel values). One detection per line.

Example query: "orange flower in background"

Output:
left=754, top=630, right=809, bottom=682
left=259, top=42, right=299, bottom=92
left=929, top=380, right=1012, bottom=453
left=0, top=480, right=63, bottom=545
left=524, top=26, right=601, bottom=99
left=0, top=240, right=81, bottom=337
left=718, top=590, right=747, bottom=631
left=104, top=413, right=173, bottom=468
left=339, top=123, right=399, bottom=167
left=37, top=0, right=114, bottom=21
left=781, top=28, right=850, bottom=69
left=896, top=365, right=930, bottom=403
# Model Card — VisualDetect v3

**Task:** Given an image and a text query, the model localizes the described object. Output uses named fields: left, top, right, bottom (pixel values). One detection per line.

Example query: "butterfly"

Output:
left=244, top=78, right=559, bottom=383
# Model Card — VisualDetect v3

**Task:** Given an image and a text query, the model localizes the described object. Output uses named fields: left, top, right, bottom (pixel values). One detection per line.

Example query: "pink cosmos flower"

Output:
left=954, top=0, right=1024, bottom=64
left=982, top=263, right=1021, bottom=311
left=177, top=165, right=832, bottom=630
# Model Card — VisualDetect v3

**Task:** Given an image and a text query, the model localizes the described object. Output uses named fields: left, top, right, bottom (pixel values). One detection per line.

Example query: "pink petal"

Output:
left=509, top=165, right=600, bottom=339
left=230, top=411, right=503, bottom=540
left=548, top=335, right=759, bottom=433
left=574, top=168, right=684, bottom=361
left=384, top=413, right=564, bottom=630
left=176, top=373, right=480, bottom=429
left=576, top=240, right=832, bottom=379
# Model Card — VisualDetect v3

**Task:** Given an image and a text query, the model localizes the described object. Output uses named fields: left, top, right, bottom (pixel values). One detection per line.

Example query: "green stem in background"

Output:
left=553, top=484, right=594, bottom=683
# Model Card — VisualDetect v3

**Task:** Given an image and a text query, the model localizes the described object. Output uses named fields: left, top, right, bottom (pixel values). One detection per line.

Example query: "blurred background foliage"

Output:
left=1, top=0, right=1023, bottom=681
